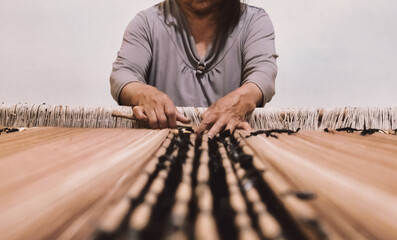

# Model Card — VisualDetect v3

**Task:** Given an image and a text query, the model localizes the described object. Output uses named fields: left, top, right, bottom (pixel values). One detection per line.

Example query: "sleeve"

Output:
left=110, top=12, right=153, bottom=104
left=241, top=9, right=278, bottom=107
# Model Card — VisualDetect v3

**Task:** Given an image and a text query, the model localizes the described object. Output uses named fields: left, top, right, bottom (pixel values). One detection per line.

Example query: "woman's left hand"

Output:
left=195, top=83, right=262, bottom=138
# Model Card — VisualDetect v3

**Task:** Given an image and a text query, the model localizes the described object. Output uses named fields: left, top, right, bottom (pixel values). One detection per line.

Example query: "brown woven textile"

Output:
left=0, top=128, right=396, bottom=239
left=0, top=127, right=168, bottom=239
left=242, top=130, right=397, bottom=239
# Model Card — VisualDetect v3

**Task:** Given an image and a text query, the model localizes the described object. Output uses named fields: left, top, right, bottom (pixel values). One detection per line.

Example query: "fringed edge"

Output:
left=1, top=104, right=396, bottom=130
left=0, top=103, right=135, bottom=128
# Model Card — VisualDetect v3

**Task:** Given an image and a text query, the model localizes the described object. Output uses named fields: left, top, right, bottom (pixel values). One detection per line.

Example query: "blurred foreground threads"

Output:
left=0, top=128, right=396, bottom=239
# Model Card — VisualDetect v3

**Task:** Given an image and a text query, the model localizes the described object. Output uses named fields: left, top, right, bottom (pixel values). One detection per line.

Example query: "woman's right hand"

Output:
left=120, top=82, right=190, bottom=129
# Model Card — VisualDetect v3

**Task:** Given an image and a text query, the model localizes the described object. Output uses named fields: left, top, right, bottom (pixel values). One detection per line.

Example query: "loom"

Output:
left=0, top=103, right=396, bottom=240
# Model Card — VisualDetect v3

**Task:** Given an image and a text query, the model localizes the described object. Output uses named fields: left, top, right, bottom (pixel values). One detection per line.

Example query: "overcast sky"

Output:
left=0, top=0, right=396, bottom=108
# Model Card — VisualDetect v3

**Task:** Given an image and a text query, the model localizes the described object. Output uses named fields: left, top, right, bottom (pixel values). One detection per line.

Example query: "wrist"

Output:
left=119, top=82, right=148, bottom=106
left=233, top=83, right=262, bottom=109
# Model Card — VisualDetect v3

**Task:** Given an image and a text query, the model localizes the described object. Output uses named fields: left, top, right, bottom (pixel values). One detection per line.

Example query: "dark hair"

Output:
left=218, top=0, right=245, bottom=31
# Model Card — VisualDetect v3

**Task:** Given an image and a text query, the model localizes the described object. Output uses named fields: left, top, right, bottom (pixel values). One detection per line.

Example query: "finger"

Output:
left=225, top=119, right=240, bottom=134
left=200, top=109, right=210, bottom=121
left=195, top=120, right=212, bottom=135
left=176, top=111, right=191, bottom=124
left=132, top=106, right=148, bottom=121
left=164, top=105, right=177, bottom=128
left=207, top=119, right=227, bottom=139
left=144, top=108, right=159, bottom=129
left=195, top=111, right=217, bottom=135
left=154, top=107, right=168, bottom=129
left=236, top=122, right=252, bottom=132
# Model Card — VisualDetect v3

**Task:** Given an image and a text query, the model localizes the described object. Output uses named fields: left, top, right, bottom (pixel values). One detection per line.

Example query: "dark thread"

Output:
left=0, top=128, right=19, bottom=134
left=246, top=128, right=301, bottom=139
left=281, top=190, right=317, bottom=201
left=335, top=127, right=360, bottom=133
left=208, top=137, right=237, bottom=240
left=333, top=127, right=386, bottom=136
left=360, top=129, right=381, bottom=136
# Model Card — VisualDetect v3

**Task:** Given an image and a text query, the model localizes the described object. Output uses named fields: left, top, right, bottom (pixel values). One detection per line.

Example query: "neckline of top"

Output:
left=157, top=0, right=248, bottom=73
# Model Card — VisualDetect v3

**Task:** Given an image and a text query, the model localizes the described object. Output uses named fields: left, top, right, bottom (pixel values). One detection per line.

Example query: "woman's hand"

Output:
left=120, top=82, right=190, bottom=129
left=195, top=83, right=262, bottom=138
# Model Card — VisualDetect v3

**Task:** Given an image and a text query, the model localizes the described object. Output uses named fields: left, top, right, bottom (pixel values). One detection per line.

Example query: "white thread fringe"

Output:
left=1, top=104, right=396, bottom=130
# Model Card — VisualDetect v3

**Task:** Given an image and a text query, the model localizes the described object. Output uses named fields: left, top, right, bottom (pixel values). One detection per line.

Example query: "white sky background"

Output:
left=0, top=0, right=396, bottom=108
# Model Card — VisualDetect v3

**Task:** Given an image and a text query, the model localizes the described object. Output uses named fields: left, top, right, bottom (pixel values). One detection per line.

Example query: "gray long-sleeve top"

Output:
left=110, top=0, right=278, bottom=107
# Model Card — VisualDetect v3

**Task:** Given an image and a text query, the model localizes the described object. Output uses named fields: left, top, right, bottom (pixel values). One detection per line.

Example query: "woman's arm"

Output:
left=196, top=9, right=278, bottom=137
left=111, top=13, right=189, bottom=128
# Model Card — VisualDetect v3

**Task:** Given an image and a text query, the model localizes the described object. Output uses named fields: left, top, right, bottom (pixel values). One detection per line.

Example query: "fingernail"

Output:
left=208, top=134, right=213, bottom=139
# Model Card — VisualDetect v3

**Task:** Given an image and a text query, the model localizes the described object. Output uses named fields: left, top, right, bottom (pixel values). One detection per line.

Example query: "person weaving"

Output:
left=110, top=0, right=278, bottom=138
